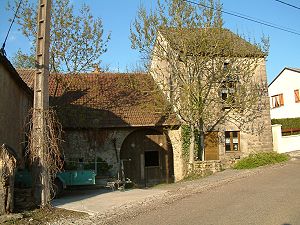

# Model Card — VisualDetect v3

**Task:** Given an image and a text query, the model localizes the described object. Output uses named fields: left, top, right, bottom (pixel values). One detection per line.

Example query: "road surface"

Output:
left=119, top=159, right=300, bottom=225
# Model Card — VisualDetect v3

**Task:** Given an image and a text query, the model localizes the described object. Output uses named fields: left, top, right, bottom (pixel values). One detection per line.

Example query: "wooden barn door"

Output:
left=120, top=130, right=173, bottom=187
left=204, top=132, right=219, bottom=160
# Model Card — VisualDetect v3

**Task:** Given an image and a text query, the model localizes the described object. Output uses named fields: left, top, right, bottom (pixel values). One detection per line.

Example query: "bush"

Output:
left=271, top=117, right=300, bottom=129
left=233, top=152, right=289, bottom=169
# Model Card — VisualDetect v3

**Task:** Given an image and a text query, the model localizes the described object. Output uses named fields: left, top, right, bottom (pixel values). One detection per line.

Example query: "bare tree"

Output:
left=130, top=0, right=269, bottom=170
left=8, top=0, right=110, bottom=73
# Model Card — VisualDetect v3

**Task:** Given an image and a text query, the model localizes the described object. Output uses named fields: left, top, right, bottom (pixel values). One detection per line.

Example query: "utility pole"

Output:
left=33, top=0, right=51, bottom=207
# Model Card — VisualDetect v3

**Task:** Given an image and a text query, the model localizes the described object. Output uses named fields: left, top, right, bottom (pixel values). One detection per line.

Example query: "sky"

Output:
left=0, top=0, right=299, bottom=83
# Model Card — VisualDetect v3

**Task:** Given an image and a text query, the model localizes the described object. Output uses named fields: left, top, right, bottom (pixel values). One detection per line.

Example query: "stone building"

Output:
left=150, top=28, right=273, bottom=165
left=19, top=70, right=184, bottom=185
left=15, top=29, right=273, bottom=184
left=0, top=53, right=32, bottom=158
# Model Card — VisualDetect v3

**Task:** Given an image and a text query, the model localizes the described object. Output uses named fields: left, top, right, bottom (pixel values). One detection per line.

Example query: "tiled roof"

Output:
left=159, top=28, right=264, bottom=57
left=18, top=69, right=179, bottom=128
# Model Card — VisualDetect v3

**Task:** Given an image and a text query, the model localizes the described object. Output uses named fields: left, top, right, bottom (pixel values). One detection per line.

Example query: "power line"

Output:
left=274, top=0, right=300, bottom=10
left=183, top=0, right=300, bottom=36
left=1, top=0, right=23, bottom=56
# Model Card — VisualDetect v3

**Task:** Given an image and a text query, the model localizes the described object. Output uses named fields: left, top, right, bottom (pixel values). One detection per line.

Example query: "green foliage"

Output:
left=233, top=152, right=289, bottom=169
left=181, top=125, right=202, bottom=161
left=8, top=0, right=110, bottom=73
left=11, top=49, right=35, bottom=69
left=130, top=0, right=223, bottom=65
left=271, top=117, right=300, bottom=129
left=181, top=125, right=191, bottom=161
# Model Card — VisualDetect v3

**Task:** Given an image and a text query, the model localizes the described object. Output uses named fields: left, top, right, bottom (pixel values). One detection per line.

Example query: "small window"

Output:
left=294, top=90, right=300, bottom=103
left=221, top=76, right=237, bottom=104
left=145, top=151, right=159, bottom=167
left=223, top=61, right=230, bottom=70
left=271, top=94, right=284, bottom=108
left=225, top=131, right=240, bottom=152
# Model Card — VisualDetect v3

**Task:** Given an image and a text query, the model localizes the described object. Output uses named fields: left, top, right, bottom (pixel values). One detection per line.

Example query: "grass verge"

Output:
left=233, top=152, right=290, bottom=169
left=2, top=207, right=87, bottom=225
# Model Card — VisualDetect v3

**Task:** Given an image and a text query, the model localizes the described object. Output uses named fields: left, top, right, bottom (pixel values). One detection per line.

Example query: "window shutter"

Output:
left=294, top=90, right=300, bottom=103
left=279, top=94, right=284, bottom=106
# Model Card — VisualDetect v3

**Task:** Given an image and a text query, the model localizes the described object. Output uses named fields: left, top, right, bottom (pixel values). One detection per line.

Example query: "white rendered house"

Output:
left=268, top=67, right=300, bottom=119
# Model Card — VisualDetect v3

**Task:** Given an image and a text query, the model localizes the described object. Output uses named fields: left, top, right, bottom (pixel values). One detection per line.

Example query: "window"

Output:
left=221, top=76, right=237, bottom=104
left=223, top=61, right=230, bottom=70
left=145, top=151, right=159, bottom=167
left=294, top=89, right=300, bottom=103
left=225, top=131, right=240, bottom=152
left=271, top=94, right=284, bottom=108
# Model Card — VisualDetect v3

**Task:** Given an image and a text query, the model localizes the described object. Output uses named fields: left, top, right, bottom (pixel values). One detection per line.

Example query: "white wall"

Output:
left=268, top=68, right=300, bottom=119
left=272, top=124, right=300, bottom=153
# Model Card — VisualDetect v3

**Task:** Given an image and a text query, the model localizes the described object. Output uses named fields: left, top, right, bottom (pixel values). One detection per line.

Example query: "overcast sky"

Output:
left=1, top=0, right=299, bottom=83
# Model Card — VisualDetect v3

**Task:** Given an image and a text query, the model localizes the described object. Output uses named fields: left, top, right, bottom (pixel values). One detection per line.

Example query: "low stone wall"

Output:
left=193, top=160, right=223, bottom=176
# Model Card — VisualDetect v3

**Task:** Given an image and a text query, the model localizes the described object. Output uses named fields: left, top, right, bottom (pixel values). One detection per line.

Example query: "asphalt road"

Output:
left=120, top=159, right=300, bottom=225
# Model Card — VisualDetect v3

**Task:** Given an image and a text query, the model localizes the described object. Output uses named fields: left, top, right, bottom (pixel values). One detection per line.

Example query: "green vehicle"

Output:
left=15, top=168, right=96, bottom=197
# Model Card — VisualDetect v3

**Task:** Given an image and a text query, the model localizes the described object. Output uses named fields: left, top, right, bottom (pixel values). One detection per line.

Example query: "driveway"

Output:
left=52, top=186, right=167, bottom=215
left=52, top=152, right=300, bottom=225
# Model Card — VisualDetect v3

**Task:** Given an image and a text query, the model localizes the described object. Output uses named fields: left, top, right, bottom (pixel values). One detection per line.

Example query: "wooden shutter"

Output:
left=294, top=90, right=300, bottom=103
left=279, top=94, right=284, bottom=106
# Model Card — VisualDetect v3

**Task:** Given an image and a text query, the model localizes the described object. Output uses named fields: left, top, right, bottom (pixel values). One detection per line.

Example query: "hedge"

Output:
left=271, top=117, right=300, bottom=129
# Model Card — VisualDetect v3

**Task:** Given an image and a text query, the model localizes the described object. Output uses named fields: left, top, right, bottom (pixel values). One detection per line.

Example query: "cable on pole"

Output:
left=1, top=0, right=23, bottom=56
left=183, top=0, right=300, bottom=36
left=274, top=0, right=300, bottom=10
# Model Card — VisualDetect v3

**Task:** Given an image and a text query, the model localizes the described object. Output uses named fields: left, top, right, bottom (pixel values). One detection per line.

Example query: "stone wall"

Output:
left=62, top=127, right=186, bottom=182
left=62, top=128, right=133, bottom=176
left=168, top=127, right=186, bottom=181
left=193, top=160, right=223, bottom=176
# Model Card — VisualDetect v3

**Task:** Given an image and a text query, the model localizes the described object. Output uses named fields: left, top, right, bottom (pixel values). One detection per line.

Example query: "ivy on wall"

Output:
left=181, top=125, right=202, bottom=161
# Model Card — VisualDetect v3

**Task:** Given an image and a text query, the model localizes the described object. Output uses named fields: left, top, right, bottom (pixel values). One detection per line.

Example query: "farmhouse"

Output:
left=18, top=69, right=184, bottom=186
left=150, top=28, right=273, bottom=164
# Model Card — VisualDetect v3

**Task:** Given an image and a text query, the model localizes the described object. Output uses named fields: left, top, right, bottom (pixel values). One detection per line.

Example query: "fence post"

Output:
left=271, top=124, right=282, bottom=153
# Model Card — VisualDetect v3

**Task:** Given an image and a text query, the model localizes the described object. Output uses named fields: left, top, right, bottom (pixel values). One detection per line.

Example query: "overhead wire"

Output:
left=274, top=0, right=300, bottom=10
left=1, top=0, right=23, bottom=56
left=183, top=0, right=300, bottom=36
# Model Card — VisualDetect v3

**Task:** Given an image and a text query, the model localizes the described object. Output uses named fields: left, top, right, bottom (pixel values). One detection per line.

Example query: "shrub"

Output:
left=233, top=152, right=289, bottom=169
left=271, top=117, right=300, bottom=129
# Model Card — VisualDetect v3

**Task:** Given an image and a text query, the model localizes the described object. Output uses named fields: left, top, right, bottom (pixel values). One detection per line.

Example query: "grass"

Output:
left=233, top=152, right=290, bottom=169
left=2, top=207, right=87, bottom=225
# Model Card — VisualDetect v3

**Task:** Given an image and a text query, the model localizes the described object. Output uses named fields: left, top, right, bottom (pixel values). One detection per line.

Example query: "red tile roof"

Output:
left=18, top=69, right=178, bottom=128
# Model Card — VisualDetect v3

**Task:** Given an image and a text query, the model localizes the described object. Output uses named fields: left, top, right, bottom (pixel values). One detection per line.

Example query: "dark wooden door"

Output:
left=120, top=130, right=173, bottom=186
left=204, top=132, right=219, bottom=160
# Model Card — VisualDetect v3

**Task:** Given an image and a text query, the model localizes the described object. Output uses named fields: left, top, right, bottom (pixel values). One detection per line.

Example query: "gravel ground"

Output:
left=50, top=158, right=295, bottom=225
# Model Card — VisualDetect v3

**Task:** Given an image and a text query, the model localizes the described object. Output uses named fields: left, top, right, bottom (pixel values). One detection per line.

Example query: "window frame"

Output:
left=271, top=93, right=284, bottom=108
left=225, top=131, right=240, bottom=152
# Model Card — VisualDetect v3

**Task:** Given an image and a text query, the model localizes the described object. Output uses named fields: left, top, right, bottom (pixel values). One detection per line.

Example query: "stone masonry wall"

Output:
left=62, top=128, right=133, bottom=177
left=168, top=127, right=187, bottom=181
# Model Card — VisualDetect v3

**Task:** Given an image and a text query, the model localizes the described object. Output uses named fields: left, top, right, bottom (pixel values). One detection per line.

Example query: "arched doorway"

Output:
left=120, top=129, right=174, bottom=187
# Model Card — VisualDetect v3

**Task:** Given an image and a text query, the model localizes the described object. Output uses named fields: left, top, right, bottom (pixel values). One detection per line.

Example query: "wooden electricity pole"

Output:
left=33, top=0, right=51, bottom=207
